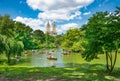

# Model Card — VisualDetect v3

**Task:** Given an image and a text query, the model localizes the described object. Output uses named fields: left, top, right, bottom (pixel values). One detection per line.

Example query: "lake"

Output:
left=20, top=48, right=120, bottom=68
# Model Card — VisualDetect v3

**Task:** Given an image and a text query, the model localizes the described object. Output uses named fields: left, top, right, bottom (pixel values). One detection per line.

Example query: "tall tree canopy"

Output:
left=0, top=14, right=46, bottom=63
left=61, top=28, right=85, bottom=52
left=82, top=7, right=120, bottom=73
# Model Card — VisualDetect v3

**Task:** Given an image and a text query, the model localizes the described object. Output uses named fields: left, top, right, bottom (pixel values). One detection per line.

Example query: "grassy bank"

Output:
left=0, top=64, right=120, bottom=81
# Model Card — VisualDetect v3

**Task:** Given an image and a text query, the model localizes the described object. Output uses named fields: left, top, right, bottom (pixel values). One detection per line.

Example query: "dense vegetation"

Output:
left=82, top=8, right=120, bottom=73
left=61, top=28, right=85, bottom=53
left=0, top=7, right=120, bottom=74
left=61, top=7, right=120, bottom=73
left=0, top=14, right=56, bottom=64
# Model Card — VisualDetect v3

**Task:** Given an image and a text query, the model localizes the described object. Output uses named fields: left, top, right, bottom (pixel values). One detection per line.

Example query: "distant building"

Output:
left=46, top=22, right=51, bottom=34
left=46, top=22, right=57, bottom=36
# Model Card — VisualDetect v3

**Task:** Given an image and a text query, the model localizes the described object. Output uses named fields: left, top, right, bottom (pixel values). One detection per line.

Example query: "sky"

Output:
left=0, top=0, right=120, bottom=34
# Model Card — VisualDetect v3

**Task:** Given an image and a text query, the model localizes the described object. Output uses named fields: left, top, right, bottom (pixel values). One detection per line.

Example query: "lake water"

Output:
left=23, top=48, right=120, bottom=67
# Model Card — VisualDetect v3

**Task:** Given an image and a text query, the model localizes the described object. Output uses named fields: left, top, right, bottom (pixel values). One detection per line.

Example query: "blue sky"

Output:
left=0, top=0, right=120, bottom=34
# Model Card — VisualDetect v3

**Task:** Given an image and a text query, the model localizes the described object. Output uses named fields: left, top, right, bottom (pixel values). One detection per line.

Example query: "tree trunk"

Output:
left=110, top=50, right=118, bottom=72
left=105, top=51, right=110, bottom=71
left=108, top=52, right=113, bottom=71
left=106, top=50, right=118, bottom=73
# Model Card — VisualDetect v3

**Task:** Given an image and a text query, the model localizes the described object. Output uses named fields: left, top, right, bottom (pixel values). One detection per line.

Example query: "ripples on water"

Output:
left=23, top=49, right=120, bottom=67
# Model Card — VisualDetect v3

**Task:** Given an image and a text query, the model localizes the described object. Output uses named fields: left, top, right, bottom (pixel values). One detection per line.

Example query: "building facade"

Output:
left=46, top=22, right=57, bottom=36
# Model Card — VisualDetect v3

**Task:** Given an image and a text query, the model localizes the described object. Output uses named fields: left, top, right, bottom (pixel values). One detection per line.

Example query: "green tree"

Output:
left=0, top=15, right=24, bottom=63
left=45, top=34, right=56, bottom=49
left=0, top=14, right=14, bottom=37
left=54, top=34, right=63, bottom=47
left=14, top=22, right=37, bottom=50
left=33, top=29, right=45, bottom=43
left=0, top=34, right=7, bottom=54
left=82, top=7, right=120, bottom=73
left=61, top=28, right=84, bottom=52
left=5, top=38, right=24, bottom=63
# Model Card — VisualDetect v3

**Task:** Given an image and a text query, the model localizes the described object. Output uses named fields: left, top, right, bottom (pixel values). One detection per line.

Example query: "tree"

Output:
left=33, top=29, right=45, bottom=43
left=0, top=15, right=24, bottom=63
left=45, top=34, right=56, bottom=49
left=14, top=22, right=37, bottom=50
left=0, top=34, right=8, bottom=54
left=82, top=7, right=120, bottom=73
left=5, top=38, right=24, bottom=63
left=0, top=14, right=14, bottom=37
left=54, top=34, right=63, bottom=47
left=61, top=28, right=85, bottom=52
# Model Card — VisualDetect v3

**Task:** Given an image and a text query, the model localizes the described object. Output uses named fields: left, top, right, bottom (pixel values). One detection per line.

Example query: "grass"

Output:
left=0, top=64, right=120, bottom=81
left=0, top=53, right=120, bottom=81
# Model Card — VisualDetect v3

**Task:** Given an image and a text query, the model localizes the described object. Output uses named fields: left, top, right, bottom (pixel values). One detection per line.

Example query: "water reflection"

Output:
left=24, top=48, right=120, bottom=67
left=30, top=48, right=76, bottom=67
left=31, top=49, right=59, bottom=67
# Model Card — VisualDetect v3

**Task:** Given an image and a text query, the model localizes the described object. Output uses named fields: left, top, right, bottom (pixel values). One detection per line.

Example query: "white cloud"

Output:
left=14, top=17, right=79, bottom=34
left=57, top=23, right=78, bottom=34
left=27, top=0, right=94, bottom=11
left=83, top=11, right=91, bottom=15
left=14, top=16, right=45, bottom=32
left=61, top=23, right=78, bottom=31
left=38, top=10, right=81, bottom=21
left=27, top=0, right=94, bottom=21
left=14, top=0, right=94, bottom=34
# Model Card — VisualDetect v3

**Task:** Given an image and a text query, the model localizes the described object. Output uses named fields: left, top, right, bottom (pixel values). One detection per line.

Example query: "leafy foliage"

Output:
left=82, top=7, right=120, bottom=73
left=61, top=28, right=85, bottom=52
left=0, top=14, right=47, bottom=63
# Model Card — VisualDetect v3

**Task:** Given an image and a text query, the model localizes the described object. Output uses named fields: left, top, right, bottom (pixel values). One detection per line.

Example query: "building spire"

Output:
left=45, top=21, right=57, bottom=36
left=52, top=22, right=57, bottom=35
left=46, top=21, right=50, bottom=34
